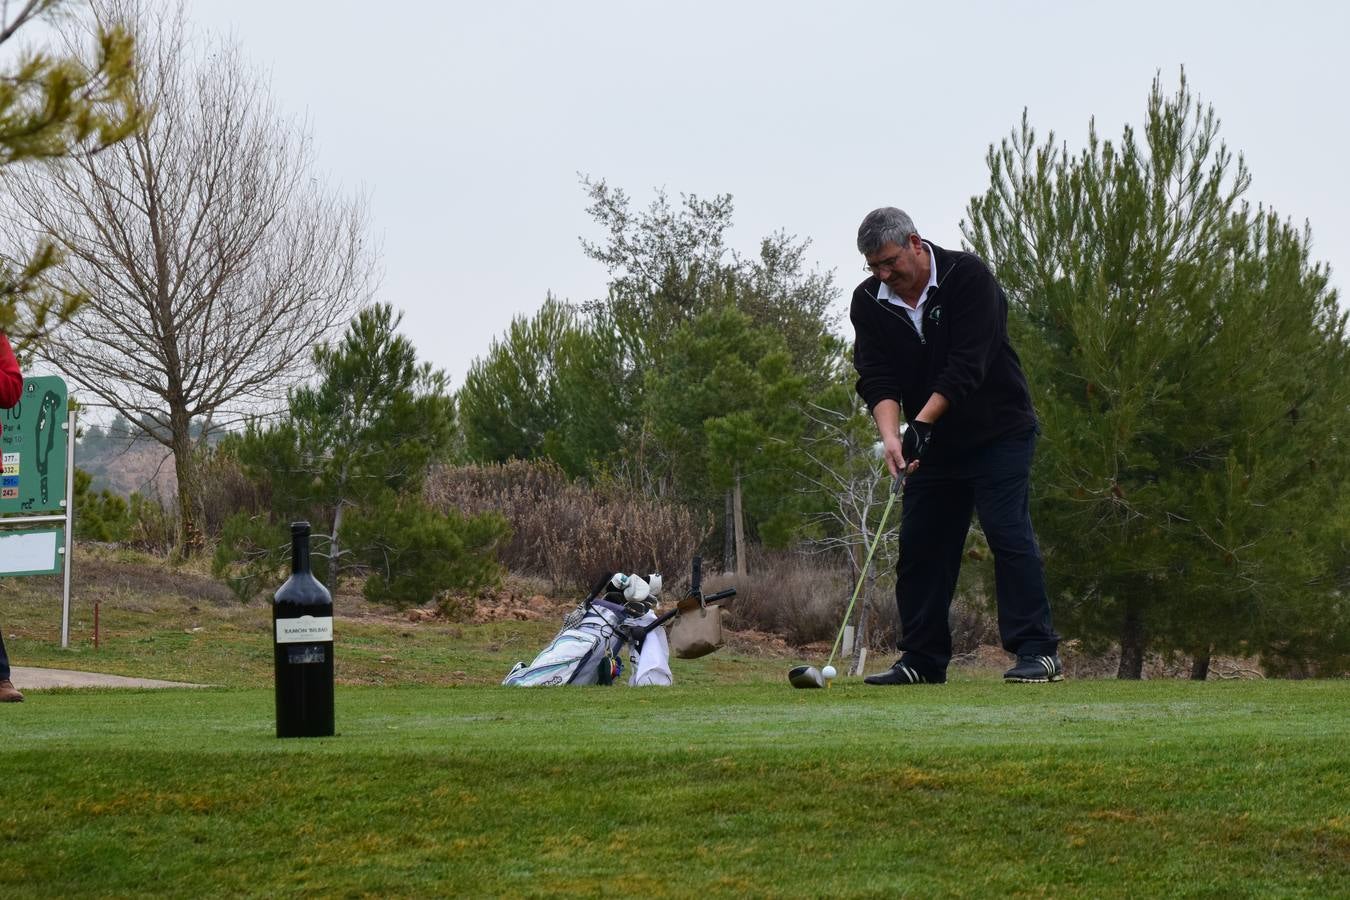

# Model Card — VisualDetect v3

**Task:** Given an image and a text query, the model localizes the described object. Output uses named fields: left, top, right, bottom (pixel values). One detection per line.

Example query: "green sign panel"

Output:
left=0, top=375, right=68, bottom=515
left=0, top=526, right=64, bottom=576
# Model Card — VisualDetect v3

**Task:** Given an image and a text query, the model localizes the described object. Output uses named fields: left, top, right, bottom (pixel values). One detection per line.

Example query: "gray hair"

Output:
left=857, top=207, right=919, bottom=256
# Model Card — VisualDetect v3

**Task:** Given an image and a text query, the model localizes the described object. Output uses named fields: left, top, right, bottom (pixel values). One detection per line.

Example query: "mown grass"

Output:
left=1, top=547, right=785, bottom=687
left=1, top=549, right=1347, bottom=897
left=3, top=682, right=1347, bottom=898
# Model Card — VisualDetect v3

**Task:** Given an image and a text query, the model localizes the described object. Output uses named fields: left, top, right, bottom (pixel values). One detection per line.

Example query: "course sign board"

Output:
left=0, top=376, right=68, bottom=515
left=0, top=526, right=64, bottom=576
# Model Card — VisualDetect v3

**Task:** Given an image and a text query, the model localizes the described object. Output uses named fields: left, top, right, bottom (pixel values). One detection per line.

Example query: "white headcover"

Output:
left=628, top=610, right=673, bottom=686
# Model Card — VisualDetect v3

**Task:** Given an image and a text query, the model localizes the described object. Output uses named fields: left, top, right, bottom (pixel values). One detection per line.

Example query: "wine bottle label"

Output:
left=275, top=615, right=334, bottom=643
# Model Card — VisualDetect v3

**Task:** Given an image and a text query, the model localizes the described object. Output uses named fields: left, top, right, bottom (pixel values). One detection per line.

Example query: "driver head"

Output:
left=788, top=665, right=824, bottom=689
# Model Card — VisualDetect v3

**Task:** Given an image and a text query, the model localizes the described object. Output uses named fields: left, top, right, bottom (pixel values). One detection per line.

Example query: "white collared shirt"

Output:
left=877, top=241, right=938, bottom=336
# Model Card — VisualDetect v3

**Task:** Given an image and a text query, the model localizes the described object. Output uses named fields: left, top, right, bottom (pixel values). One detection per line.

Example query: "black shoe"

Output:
left=1004, top=654, right=1063, bottom=683
left=864, top=661, right=944, bottom=685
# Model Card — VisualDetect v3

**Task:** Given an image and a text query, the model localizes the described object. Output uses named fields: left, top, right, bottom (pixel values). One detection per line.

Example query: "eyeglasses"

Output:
left=864, top=253, right=904, bottom=275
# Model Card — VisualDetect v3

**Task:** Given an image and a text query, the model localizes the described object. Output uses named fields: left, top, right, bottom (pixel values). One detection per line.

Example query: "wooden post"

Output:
left=733, top=471, right=747, bottom=579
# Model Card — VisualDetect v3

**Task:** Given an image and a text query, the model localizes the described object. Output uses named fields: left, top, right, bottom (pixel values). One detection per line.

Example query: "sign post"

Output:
left=0, top=376, right=76, bottom=646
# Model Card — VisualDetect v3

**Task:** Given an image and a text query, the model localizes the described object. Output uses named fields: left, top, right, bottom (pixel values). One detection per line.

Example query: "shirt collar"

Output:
left=877, top=241, right=938, bottom=306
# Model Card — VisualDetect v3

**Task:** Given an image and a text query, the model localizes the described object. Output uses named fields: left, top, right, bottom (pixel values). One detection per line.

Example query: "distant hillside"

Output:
left=76, top=434, right=177, bottom=499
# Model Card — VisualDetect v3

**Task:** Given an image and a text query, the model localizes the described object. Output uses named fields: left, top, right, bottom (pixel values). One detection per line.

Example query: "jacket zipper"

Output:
left=868, top=288, right=926, bottom=345
left=866, top=252, right=960, bottom=346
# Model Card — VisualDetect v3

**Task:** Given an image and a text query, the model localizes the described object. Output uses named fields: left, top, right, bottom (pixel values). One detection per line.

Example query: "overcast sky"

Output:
left=185, top=0, right=1349, bottom=389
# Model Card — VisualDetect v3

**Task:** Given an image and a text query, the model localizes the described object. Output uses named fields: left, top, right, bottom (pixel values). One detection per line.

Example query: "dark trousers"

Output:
left=895, top=427, right=1059, bottom=679
left=0, top=629, right=9, bottom=681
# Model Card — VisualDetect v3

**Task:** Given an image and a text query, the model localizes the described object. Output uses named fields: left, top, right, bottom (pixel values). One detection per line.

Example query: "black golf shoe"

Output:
left=1003, top=654, right=1064, bottom=683
left=863, top=661, right=945, bottom=685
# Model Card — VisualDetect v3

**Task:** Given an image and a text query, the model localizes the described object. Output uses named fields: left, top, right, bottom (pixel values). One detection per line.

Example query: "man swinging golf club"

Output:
left=851, top=207, right=1062, bottom=685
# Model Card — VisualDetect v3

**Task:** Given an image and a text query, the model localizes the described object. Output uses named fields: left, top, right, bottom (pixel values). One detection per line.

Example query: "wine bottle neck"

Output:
left=291, top=531, right=310, bottom=574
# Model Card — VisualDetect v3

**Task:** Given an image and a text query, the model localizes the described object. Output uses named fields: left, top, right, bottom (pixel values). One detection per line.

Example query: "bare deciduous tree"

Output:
left=3, top=0, right=375, bottom=554
left=797, top=398, right=897, bottom=675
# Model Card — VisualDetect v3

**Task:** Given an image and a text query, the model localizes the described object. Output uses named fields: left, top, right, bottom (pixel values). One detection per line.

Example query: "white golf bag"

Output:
left=502, top=573, right=672, bottom=687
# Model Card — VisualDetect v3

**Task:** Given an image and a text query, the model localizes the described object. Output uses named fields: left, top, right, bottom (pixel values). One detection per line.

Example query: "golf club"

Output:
left=788, top=474, right=903, bottom=689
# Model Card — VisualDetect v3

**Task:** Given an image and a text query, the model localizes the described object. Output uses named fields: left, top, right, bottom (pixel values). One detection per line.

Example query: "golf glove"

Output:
left=901, top=420, right=933, bottom=464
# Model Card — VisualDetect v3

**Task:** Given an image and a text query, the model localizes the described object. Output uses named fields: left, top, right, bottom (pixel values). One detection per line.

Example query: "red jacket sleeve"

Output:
left=0, top=332, right=23, bottom=409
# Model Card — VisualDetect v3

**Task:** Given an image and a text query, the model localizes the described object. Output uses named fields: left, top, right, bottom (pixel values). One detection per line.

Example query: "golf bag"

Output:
left=502, top=599, right=627, bottom=686
left=502, top=573, right=672, bottom=687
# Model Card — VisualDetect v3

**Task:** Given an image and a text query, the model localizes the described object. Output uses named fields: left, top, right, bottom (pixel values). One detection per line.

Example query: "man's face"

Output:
left=865, top=235, right=929, bottom=297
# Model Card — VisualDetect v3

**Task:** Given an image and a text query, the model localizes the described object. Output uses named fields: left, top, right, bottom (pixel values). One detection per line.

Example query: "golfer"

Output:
left=850, top=207, right=1061, bottom=685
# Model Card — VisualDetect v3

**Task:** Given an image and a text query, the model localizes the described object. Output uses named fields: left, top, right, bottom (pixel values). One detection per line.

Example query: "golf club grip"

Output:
left=637, top=592, right=732, bottom=637
left=674, top=587, right=736, bottom=612
left=647, top=608, right=679, bottom=630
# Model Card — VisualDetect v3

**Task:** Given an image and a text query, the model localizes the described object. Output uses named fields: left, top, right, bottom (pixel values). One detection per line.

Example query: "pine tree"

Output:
left=458, top=294, right=573, bottom=463
left=0, top=0, right=141, bottom=348
left=72, top=468, right=130, bottom=541
left=214, top=304, right=508, bottom=608
left=457, top=295, right=626, bottom=476
left=645, top=304, right=812, bottom=571
left=965, top=73, right=1350, bottom=677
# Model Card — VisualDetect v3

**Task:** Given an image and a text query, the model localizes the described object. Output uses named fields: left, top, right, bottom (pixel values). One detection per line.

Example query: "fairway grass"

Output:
left=3, top=680, right=1346, bottom=898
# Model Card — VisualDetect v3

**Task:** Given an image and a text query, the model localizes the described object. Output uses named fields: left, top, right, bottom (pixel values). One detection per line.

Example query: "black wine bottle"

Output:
left=273, top=521, right=334, bottom=738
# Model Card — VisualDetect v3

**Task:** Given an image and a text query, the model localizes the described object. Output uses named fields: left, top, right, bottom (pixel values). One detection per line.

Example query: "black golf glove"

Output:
left=901, top=420, right=933, bottom=465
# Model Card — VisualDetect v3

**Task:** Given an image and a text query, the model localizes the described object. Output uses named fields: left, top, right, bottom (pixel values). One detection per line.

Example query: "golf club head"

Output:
left=788, top=665, right=824, bottom=689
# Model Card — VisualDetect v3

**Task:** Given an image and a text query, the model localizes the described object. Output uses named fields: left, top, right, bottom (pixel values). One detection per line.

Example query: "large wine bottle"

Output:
left=273, top=521, right=334, bottom=738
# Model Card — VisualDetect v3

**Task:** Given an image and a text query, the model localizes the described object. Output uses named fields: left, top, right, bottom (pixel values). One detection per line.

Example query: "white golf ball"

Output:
left=822, top=665, right=837, bottom=680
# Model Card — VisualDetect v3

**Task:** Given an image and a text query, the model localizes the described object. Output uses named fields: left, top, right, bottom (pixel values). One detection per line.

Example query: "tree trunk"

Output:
left=723, top=490, right=734, bottom=574
left=1117, top=600, right=1146, bottom=679
left=169, top=408, right=204, bottom=558
left=733, top=471, right=747, bottom=579
left=1190, top=647, right=1211, bottom=681
left=327, top=502, right=344, bottom=594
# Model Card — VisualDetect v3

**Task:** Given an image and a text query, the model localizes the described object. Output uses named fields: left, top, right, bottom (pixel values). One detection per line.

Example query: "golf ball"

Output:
left=822, top=665, right=837, bottom=680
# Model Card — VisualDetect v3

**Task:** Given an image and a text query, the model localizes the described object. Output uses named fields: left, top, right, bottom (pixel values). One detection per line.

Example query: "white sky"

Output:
left=185, top=0, right=1348, bottom=389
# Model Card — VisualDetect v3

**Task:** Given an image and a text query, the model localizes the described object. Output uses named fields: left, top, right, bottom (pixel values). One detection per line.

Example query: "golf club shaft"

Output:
left=825, top=475, right=902, bottom=671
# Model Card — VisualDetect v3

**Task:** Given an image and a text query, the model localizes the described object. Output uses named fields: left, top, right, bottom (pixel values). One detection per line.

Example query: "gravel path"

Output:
left=9, top=666, right=212, bottom=689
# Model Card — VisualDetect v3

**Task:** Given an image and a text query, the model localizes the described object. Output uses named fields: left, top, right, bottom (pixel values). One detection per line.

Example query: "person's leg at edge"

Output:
left=0, top=627, right=22, bottom=701
left=971, top=429, right=1059, bottom=659
left=894, top=465, right=975, bottom=680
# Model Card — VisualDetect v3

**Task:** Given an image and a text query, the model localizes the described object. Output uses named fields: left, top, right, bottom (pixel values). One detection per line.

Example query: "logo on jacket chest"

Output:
left=927, top=303, right=944, bottom=324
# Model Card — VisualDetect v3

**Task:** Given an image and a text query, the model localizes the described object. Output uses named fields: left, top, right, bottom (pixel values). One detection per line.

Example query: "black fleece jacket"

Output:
left=850, top=242, right=1036, bottom=462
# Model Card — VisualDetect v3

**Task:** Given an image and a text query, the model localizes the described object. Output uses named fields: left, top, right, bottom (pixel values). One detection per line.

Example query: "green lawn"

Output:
left=2, top=681, right=1346, bottom=898
left=1, top=552, right=1347, bottom=896
left=0, top=548, right=777, bottom=688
